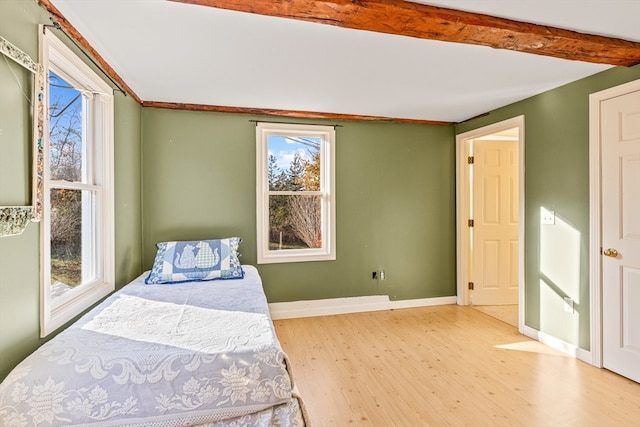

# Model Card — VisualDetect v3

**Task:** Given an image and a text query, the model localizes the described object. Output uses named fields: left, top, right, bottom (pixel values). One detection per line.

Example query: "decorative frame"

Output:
left=0, top=36, right=45, bottom=237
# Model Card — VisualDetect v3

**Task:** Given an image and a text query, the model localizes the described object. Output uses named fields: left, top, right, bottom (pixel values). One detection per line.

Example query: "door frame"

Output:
left=588, top=78, right=640, bottom=368
left=455, top=115, right=525, bottom=333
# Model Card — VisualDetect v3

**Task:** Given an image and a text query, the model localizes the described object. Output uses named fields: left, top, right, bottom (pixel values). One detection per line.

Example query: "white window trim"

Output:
left=39, top=27, right=114, bottom=337
left=256, top=122, right=336, bottom=264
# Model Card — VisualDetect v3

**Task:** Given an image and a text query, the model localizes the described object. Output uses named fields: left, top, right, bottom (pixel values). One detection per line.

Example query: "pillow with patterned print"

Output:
left=145, top=237, right=243, bottom=284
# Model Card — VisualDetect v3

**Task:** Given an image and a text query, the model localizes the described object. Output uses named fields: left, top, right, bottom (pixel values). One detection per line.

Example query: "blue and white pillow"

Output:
left=145, top=237, right=243, bottom=284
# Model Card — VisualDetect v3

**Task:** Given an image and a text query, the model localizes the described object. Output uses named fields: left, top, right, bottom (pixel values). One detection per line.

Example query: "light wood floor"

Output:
left=273, top=305, right=640, bottom=427
left=471, top=304, right=518, bottom=328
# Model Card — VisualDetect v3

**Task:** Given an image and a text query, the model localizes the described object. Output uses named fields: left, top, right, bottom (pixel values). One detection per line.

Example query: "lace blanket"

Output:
left=0, top=266, right=306, bottom=427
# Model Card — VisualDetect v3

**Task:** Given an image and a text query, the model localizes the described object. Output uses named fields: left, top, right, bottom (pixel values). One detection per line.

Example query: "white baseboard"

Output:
left=522, top=325, right=593, bottom=364
left=268, top=295, right=457, bottom=320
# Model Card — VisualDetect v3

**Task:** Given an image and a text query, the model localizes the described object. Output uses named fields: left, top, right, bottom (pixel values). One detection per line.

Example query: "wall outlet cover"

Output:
left=541, top=207, right=555, bottom=225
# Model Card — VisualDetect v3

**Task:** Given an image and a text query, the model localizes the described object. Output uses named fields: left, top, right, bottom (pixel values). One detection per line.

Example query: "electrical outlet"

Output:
left=541, top=207, right=555, bottom=225
left=379, top=270, right=386, bottom=280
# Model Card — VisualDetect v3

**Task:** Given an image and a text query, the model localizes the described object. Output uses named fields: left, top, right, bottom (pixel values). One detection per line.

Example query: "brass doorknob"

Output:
left=603, top=248, right=618, bottom=258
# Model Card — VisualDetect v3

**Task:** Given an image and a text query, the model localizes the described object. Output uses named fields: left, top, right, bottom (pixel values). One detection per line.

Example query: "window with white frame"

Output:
left=256, top=122, right=336, bottom=263
left=39, top=27, right=114, bottom=337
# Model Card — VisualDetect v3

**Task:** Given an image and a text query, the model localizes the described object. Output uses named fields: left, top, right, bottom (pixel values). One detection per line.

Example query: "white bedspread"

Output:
left=82, top=295, right=274, bottom=354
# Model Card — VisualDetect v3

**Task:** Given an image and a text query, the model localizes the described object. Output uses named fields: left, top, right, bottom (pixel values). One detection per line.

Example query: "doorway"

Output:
left=589, top=79, right=640, bottom=382
left=456, top=116, right=525, bottom=332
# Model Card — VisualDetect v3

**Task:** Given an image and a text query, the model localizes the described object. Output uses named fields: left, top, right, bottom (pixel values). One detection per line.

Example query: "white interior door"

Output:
left=471, top=139, right=519, bottom=305
left=601, top=89, right=640, bottom=382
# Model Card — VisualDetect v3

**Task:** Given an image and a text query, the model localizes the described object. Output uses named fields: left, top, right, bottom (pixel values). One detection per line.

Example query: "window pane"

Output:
left=49, top=71, right=83, bottom=182
left=267, top=135, right=321, bottom=191
left=269, top=194, right=322, bottom=250
left=50, top=188, right=96, bottom=298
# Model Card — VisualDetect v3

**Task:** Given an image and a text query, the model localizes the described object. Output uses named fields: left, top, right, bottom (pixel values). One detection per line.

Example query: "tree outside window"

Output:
left=268, top=136, right=321, bottom=249
left=256, top=123, right=335, bottom=264
left=49, top=71, right=83, bottom=289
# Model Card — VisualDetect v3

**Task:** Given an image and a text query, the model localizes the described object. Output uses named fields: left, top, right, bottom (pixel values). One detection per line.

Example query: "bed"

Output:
left=0, top=239, right=308, bottom=427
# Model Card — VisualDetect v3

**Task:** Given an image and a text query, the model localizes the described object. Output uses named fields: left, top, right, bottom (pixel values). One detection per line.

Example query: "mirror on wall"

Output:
left=0, top=36, right=44, bottom=237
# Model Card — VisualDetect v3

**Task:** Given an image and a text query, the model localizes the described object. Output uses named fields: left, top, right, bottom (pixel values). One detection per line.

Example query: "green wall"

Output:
left=141, top=109, right=457, bottom=303
left=0, top=0, right=143, bottom=381
left=456, top=65, right=640, bottom=351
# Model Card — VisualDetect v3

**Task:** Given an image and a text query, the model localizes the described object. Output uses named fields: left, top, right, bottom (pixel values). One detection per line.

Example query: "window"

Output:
left=39, top=27, right=114, bottom=336
left=256, top=122, right=336, bottom=263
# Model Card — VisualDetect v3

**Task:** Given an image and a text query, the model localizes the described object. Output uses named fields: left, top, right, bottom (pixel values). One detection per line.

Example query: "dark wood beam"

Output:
left=37, top=0, right=142, bottom=103
left=171, top=0, right=640, bottom=66
left=142, top=101, right=450, bottom=125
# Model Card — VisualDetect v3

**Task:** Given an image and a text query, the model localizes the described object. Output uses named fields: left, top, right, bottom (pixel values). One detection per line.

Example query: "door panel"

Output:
left=601, top=89, right=640, bottom=382
left=482, top=240, right=499, bottom=290
left=622, top=268, right=640, bottom=351
left=472, top=140, right=519, bottom=305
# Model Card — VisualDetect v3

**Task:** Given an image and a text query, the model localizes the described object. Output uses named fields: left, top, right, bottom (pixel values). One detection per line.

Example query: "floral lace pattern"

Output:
left=0, top=207, right=33, bottom=237
left=0, top=266, right=307, bottom=426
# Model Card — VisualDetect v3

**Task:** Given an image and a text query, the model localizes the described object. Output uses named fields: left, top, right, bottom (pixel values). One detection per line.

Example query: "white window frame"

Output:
left=256, top=122, right=336, bottom=264
left=39, top=27, right=114, bottom=337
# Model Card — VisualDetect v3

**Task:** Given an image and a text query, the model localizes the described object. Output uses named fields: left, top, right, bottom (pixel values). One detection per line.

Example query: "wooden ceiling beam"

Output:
left=142, top=101, right=450, bottom=125
left=171, top=0, right=640, bottom=67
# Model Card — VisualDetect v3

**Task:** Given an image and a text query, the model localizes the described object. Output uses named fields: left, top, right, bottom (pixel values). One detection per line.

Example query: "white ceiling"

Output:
left=50, top=0, right=639, bottom=123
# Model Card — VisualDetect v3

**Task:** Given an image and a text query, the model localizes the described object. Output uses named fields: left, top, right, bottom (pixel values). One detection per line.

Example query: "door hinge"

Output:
left=468, top=282, right=474, bottom=290
left=468, top=156, right=474, bottom=164
left=468, top=219, right=474, bottom=227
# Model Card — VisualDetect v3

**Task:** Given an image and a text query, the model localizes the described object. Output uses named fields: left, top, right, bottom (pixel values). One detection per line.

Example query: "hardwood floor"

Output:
left=471, top=304, right=518, bottom=328
left=273, top=305, right=640, bottom=427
